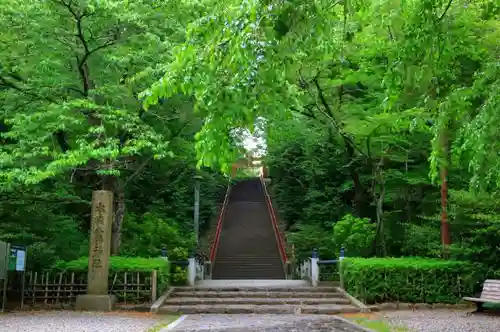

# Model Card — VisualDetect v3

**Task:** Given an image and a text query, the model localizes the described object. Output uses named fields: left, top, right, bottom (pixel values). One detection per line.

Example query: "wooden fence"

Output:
left=22, top=270, right=157, bottom=307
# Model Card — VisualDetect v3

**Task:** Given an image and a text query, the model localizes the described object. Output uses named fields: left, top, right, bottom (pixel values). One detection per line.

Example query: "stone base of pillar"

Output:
left=76, top=294, right=116, bottom=311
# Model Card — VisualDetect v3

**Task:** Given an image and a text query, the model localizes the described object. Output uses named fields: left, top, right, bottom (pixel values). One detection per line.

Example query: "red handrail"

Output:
left=209, top=180, right=232, bottom=263
left=260, top=173, right=288, bottom=265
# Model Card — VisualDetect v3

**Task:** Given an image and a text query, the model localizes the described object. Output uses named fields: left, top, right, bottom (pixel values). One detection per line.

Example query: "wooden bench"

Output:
left=463, top=279, right=500, bottom=312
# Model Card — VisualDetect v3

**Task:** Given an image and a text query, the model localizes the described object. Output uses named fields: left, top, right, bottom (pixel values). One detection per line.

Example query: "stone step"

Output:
left=211, top=271, right=285, bottom=275
left=159, top=304, right=359, bottom=314
left=212, top=264, right=279, bottom=267
left=211, top=264, right=284, bottom=272
left=215, top=256, right=282, bottom=260
left=174, top=286, right=339, bottom=293
left=171, top=291, right=343, bottom=298
left=165, top=297, right=352, bottom=305
left=213, top=261, right=283, bottom=266
left=210, top=276, right=287, bottom=280
left=215, top=244, right=281, bottom=249
left=212, top=265, right=285, bottom=279
left=171, top=291, right=342, bottom=298
left=214, top=259, right=281, bottom=263
left=213, top=264, right=283, bottom=268
left=213, top=256, right=282, bottom=261
left=216, top=237, right=278, bottom=241
left=211, top=274, right=286, bottom=280
left=212, top=268, right=285, bottom=278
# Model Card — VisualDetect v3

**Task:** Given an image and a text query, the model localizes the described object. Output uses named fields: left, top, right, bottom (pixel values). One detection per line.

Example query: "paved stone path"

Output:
left=383, top=309, right=500, bottom=332
left=0, top=311, right=162, bottom=332
left=168, top=314, right=370, bottom=331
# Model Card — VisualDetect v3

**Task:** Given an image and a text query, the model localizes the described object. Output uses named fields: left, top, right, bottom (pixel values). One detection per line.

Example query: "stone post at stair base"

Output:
left=187, top=257, right=196, bottom=286
left=76, top=190, right=116, bottom=311
left=339, top=247, right=345, bottom=289
left=310, top=249, right=319, bottom=287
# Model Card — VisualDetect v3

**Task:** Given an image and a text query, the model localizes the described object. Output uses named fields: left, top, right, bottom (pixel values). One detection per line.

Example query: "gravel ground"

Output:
left=169, top=314, right=370, bottom=331
left=383, top=309, right=500, bottom=332
left=0, top=311, right=163, bottom=332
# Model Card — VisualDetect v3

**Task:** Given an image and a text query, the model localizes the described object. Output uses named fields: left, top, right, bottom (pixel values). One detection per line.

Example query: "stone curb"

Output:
left=370, top=302, right=474, bottom=311
left=336, top=287, right=371, bottom=313
left=160, top=315, right=188, bottom=331
left=334, top=316, right=376, bottom=332
left=151, top=287, right=175, bottom=313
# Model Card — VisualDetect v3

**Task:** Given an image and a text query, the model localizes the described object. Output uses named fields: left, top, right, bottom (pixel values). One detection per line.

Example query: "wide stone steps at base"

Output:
left=159, top=304, right=359, bottom=314
left=171, top=291, right=341, bottom=298
left=165, top=297, right=352, bottom=305
left=211, top=273, right=286, bottom=280
left=173, top=286, right=340, bottom=292
left=213, top=273, right=288, bottom=280
left=161, top=285, right=360, bottom=315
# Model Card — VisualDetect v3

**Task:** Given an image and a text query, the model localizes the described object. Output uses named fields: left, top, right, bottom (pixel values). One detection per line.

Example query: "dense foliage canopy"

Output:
left=0, top=0, right=227, bottom=268
left=1, top=0, right=499, bottom=271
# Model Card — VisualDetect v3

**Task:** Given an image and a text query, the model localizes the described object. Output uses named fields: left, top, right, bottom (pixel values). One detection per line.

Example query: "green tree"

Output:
left=0, top=0, right=186, bottom=253
left=1, top=1, right=227, bottom=264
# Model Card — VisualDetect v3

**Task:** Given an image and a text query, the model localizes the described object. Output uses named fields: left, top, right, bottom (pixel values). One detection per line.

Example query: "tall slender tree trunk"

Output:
left=440, top=131, right=451, bottom=247
left=375, top=180, right=386, bottom=256
left=111, top=178, right=125, bottom=255
left=345, top=143, right=366, bottom=217
left=374, top=156, right=386, bottom=256
left=440, top=167, right=450, bottom=245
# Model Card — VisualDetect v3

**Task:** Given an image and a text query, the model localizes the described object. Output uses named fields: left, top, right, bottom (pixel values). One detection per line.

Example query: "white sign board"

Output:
left=16, top=250, right=26, bottom=271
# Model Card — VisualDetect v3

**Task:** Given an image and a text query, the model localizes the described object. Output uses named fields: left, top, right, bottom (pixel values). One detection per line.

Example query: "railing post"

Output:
left=339, top=247, right=345, bottom=289
left=194, top=256, right=204, bottom=281
left=204, top=261, right=212, bottom=280
left=301, top=260, right=310, bottom=280
left=311, top=249, right=319, bottom=287
left=187, top=252, right=196, bottom=286
left=160, top=246, right=168, bottom=261
left=285, top=261, right=291, bottom=280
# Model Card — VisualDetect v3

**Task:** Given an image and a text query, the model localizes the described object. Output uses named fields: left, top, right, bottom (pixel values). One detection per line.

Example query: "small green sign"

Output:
left=8, top=246, right=26, bottom=272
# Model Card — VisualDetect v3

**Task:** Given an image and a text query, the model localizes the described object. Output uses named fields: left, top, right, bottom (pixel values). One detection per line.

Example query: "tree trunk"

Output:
left=375, top=178, right=386, bottom=256
left=111, top=178, right=125, bottom=256
left=372, top=156, right=386, bottom=256
left=345, top=143, right=366, bottom=217
left=440, top=167, right=450, bottom=246
left=440, top=130, right=451, bottom=248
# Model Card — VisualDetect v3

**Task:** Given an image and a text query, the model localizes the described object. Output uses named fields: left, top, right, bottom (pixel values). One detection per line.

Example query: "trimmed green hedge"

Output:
left=53, top=256, right=170, bottom=293
left=341, top=257, right=486, bottom=304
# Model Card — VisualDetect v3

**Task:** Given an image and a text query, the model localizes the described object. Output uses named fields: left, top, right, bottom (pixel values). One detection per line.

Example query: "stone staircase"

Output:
left=154, top=177, right=365, bottom=316
left=211, top=178, right=285, bottom=280
left=159, top=283, right=360, bottom=314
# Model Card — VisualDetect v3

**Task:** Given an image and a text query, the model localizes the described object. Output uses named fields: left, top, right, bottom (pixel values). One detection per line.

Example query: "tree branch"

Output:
left=0, top=76, right=57, bottom=103
left=67, top=87, right=86, bottom=96
left=122, top=119, right=189, bottom=187
left=313, top=77, right=334, bottom=117
left=312, top=78, right=368, bottom=157
left=123, top=156, right=153, bottom=188
left=56, top=0, right=118, bottom=97
left=290, top=105, right=316, bottom=119
left=437, top=0, right=453, bottom=22
left=387, top=25, right=394, bottom=41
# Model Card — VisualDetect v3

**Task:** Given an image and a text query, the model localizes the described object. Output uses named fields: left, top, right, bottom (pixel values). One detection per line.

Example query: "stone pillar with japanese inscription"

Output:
left=76, top=190, right=116, bottom=311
